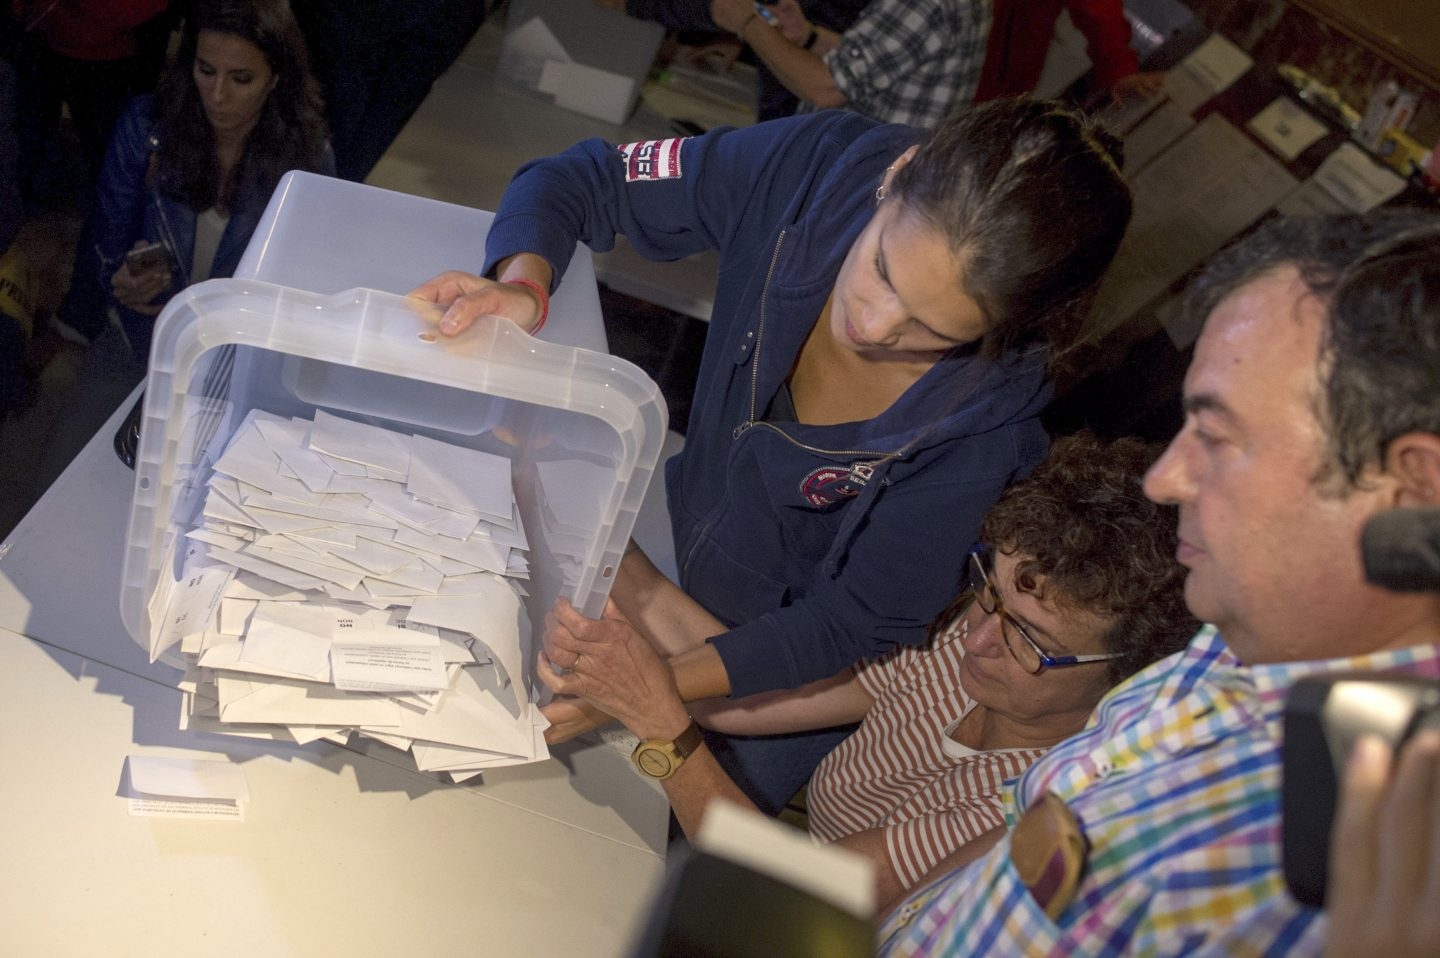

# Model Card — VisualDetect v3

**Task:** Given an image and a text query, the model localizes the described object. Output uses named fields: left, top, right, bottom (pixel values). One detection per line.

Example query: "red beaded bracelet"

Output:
left=504, top=277, right=549, bottom=333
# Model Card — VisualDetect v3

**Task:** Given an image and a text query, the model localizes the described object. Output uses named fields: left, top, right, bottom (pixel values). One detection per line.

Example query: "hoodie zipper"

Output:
left=740, top=229, right=788, bottom=433
left=733, top=228, right=903, bottom=462
left=684, top=229, right=908, bottom=579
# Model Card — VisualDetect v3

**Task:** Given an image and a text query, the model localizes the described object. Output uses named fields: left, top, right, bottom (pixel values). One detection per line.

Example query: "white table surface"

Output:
left=0, top=387, right=669, bottom=855
left=0, top=337, right=675, bottom=957
left=0, top=19, right=711, bottom=951
left=0, top=625, right=664, bottom=957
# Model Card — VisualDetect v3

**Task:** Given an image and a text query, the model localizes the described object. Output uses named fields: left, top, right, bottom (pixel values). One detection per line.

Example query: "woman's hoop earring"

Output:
left=875, top=164, right=897, bottom=203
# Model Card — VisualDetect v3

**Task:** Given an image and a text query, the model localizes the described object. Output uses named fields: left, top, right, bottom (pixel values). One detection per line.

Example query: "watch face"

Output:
left=635, top=746, right=675, bottom=778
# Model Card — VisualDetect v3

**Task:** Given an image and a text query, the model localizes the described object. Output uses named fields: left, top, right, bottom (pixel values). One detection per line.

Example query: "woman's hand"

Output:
left=683, top=38, right=744, bottom=73
left=408, top=270, right=545, bottom=336
left=111, top=240, right=172, bottom=316
left=1325, top=730, right=1440, bottom=958
left=538, top=597, right=691, bottom=740
left=710, top=0, right=760, bottom=36
left=539, top=694, right=614, bottom=744
left=771, top=0, right=812, bottom=45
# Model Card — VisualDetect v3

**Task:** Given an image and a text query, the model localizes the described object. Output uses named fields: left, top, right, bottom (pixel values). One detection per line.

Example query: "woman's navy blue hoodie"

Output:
left=484, top=111, right=1050, bottom=697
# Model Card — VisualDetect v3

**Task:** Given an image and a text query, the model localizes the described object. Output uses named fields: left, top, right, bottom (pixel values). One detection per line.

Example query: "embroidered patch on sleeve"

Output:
left=618, top=138, right=685, bottom=182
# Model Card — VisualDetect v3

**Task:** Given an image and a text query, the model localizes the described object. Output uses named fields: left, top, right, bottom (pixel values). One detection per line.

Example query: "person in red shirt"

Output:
left=12, top=0, right=171, bottom=202
left=975, top=0, right=1162, bottom=104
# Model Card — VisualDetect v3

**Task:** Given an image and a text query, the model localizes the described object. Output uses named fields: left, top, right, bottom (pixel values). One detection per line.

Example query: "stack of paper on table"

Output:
left=149, top=408, right=548, bottom=782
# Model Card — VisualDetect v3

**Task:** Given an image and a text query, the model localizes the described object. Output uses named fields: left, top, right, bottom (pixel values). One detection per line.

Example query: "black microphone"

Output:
left=1362, top=507, right=1440, bottom=592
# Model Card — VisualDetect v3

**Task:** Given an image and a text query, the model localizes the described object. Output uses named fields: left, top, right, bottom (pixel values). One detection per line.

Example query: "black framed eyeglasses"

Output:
left=967, top=547, right=1122, bottom=675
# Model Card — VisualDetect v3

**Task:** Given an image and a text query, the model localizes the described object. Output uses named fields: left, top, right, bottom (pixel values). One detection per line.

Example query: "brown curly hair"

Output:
left=931, top=432, right=1198, bottom=684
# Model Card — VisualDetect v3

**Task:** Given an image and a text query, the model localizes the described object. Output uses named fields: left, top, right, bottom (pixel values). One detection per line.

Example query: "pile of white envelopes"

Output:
left=149, top=408, right=548, bottom=781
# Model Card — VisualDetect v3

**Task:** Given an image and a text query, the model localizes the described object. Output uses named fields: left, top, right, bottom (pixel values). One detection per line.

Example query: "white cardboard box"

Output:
left=498, top=0, right=665, bottom=124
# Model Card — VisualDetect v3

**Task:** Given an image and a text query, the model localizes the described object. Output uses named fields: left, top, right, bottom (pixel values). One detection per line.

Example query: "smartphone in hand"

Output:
left=125, top=241, right=172, bottom=277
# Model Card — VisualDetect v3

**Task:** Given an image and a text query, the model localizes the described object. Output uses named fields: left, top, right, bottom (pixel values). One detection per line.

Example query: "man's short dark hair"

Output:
left=1324, top=224, right=1440, bottom=485
left=1183, top=211, right=1440, bottom=488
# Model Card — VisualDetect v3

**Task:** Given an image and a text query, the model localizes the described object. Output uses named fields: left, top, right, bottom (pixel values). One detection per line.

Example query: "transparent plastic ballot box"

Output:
left=234, top=170, right=608, bottom=353
left=118, top=276, right=667, bottom=706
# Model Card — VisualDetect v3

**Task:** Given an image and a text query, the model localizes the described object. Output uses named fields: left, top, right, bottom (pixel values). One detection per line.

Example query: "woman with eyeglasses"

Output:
left=543, top=434, right=1199, bottom=910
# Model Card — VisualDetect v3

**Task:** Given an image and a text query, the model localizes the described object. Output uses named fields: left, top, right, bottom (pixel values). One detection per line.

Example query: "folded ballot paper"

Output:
left=148, top=408, right=549, bottom=781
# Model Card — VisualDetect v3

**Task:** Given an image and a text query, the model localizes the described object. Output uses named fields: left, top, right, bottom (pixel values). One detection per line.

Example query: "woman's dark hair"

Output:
left=930, top=432, right=1198, bottom=685
left=154, top=0, right=327, bottom=213
left=890, top=99, right=1132, bottom=365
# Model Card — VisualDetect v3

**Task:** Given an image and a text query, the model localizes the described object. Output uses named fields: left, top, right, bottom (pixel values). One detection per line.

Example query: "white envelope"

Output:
left=408, top=580, right=527, bottom=694
left=238, top=544, right=365, bottom=590
left=199, top=640, right=332, bottom=683
left=223, top=571, right=310, bottom=602
left=216, top=673, right=401, bottom=727
left=242, top=604, right=333, bottom=681
left=367, top=488, right=479, bottom=538
left=254, top=418, right=334, bottom=493
left=405, top=434, right=513, bottom=521
left=186, top=526, right=253, bottom=552
left=380, top=667, right=534, bottom=755
left=240, top=492, right=398, bottom=530
left=392, top=525, right=510, bottom=575
left=125, top=755, right=249, bottom=803
left=310, top=410, right=412, bottom=476
left=218, top=597, right=256, bottom=636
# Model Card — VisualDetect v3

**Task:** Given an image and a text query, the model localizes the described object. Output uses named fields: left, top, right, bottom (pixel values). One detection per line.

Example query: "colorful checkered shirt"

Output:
left=824, top=0, right=991, bottom=129
left=878, top=626, right=1440, bottom=956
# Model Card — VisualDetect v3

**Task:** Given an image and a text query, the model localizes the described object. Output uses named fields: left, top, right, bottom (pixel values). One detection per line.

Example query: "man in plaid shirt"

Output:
left=710, top=0, right=991, bottom=128
left=879, top=212, right=1440, bottom=955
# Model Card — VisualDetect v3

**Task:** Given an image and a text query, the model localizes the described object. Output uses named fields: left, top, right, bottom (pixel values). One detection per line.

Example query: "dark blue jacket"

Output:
left=485, top=111, right=1050, bottom=696
left=89, top=95, right=335, bottom=354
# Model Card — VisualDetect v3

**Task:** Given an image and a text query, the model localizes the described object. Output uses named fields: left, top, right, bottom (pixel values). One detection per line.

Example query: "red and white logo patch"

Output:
left=618, top=138, right=684, bottom=183
left=799, top=463, right=870, bottom=508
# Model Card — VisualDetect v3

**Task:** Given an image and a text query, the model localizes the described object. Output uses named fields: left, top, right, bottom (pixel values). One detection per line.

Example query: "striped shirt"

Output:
left=808, top=617, right=1047, bottom=889
left=878, top=627, right=1440, bottom=956
left=824, top=0, right=991, bottom=128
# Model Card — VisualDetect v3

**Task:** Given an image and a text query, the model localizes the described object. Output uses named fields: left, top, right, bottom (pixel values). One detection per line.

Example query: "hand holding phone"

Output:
left=112, top=239, right=173, bottom=316
left=125, top=241, right=172, bottom=277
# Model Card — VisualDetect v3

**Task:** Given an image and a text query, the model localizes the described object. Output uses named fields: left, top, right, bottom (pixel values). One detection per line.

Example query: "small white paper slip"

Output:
left=1163, top=33, right=1253, bottom=115
left=122, top=755, right=249, bottom=821
left=1247, top=97, right=1327, bottom=162
left=695, top=802, right=875, bottom=920
left=1310, top=142, right=1408, bottom=214
left=254, top=419, right=334, bottom=493
left=331, top=644, right=449, bottom=692
left=405, top=434, right=513, bottom=521
left=331, top=617, right=448, bottom=692
left=241, top=603, right=334, bottom=682
left=154, top=560, right=235, bottom=662
left=309, top=410, right=412, bottom=476
left=535, top=458, right=611, bottom=530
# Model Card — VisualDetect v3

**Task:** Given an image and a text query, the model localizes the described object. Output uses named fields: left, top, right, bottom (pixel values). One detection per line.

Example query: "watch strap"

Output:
left=671, top=718, right=704, bottom=760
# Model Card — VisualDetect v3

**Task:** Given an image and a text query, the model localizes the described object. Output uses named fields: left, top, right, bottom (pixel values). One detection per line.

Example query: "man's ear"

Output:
left=1385, top=432, right=1440, bottom=506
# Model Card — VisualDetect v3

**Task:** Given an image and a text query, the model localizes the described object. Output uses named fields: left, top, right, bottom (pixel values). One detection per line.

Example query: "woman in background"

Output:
left=40, top=0, right=331, bottom=488
left=92, top=0, right=332, bottom=361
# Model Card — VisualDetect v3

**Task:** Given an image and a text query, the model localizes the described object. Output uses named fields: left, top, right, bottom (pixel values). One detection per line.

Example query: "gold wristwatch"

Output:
left=631, top=720, right=704, bottom=780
